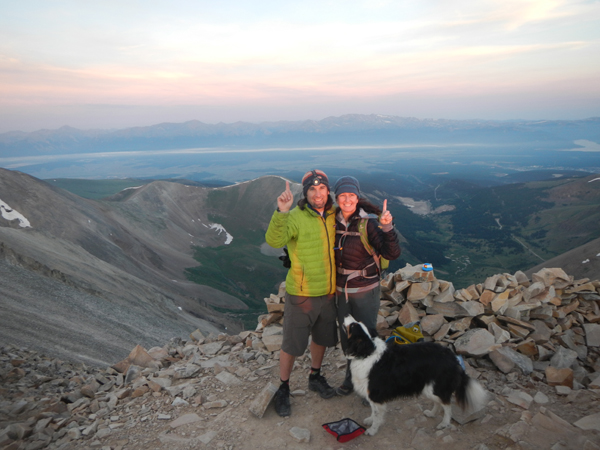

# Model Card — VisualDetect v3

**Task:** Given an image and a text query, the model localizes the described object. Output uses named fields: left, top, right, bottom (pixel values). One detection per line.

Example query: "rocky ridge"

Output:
left=1, top=265, right=600, bottom=450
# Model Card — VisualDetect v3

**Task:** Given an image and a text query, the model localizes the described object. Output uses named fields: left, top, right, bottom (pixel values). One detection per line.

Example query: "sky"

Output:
left=1, top=0, right=599, bottom=132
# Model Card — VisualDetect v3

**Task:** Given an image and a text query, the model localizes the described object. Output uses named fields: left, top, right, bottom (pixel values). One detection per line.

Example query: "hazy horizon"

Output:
left=1, top=113, right=599, bottom=136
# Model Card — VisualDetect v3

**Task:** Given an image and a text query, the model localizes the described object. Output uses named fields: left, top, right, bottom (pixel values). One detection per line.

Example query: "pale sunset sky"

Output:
left=1, top=0, right=599, bottom=132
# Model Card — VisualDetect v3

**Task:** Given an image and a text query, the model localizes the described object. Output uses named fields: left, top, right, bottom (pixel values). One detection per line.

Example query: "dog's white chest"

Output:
left=350, top=339, right=386, bottom=398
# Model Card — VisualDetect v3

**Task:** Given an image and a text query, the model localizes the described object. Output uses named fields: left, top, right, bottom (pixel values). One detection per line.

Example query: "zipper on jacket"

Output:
left=321, top=211, right=334, bottom=294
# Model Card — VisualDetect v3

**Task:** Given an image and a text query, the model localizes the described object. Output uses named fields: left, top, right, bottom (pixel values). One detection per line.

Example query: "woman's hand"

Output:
left=380, top=199, right=393, bottom=225
left=277, top=181, right=294, bottom=213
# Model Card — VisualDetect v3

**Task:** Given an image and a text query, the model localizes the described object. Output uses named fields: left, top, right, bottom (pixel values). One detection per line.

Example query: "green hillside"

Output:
left=185, top=226, right=288, bottom=329
left=186, top=177, right=292, bottom=328
left=390, top=174, right=600, bottom=287
left=44, top=173, right=600, bottom=327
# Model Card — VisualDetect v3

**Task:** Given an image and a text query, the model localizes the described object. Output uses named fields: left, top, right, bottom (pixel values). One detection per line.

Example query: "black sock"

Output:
left=280, top=379, right=290, bottom=389
left=309, top=367, right=321, bottom=378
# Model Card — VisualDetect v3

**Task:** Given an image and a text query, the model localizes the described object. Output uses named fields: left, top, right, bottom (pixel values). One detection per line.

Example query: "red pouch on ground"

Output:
left=322, top=418, right=366, bottom=443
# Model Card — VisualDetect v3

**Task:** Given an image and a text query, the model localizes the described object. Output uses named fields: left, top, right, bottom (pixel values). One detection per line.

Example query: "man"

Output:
left=265, top=169, right=338, bottom=417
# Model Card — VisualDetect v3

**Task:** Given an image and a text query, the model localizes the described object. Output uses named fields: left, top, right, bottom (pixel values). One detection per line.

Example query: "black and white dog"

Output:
left=344, top=316, right=487, bottom=435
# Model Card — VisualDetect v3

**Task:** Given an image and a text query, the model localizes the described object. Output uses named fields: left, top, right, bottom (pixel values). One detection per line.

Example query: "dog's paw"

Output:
left=423, top=409, right=435, bottom=418
left=363, top=416, right=373, bottom=426
left=436, top=421, right=451, bottom=430
left=365, top=426, right=379, bottom=436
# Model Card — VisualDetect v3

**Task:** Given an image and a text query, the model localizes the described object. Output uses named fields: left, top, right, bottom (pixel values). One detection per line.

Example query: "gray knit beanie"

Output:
left=334, top=176, right=361, bottom=197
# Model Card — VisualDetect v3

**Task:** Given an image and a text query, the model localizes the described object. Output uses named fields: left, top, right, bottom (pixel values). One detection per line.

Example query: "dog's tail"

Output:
left=455, top=372, right=488, bottom=412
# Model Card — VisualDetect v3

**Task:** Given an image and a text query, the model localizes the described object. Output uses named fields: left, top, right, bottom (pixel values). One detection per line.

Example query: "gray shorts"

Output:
left=281, top=293, right=338, bottom=357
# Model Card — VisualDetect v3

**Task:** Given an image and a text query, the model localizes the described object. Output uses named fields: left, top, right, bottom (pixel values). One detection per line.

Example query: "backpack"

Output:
left=385, top=321, right=424, bottom=345
left=356, top=218, right=389, bottom=272
left=385, top=322, right=467, bottom=371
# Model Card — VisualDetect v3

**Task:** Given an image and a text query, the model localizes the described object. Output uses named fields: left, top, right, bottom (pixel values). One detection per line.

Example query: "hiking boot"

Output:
left=274, top=384, right=291, bottom=417
left=308, top=374, right=336, bottom=399
left=335, top=383, right=353, bottom=396
left=336, top=361, right=353, bottom=396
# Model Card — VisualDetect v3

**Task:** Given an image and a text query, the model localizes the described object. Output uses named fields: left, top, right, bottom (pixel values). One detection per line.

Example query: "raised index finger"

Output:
left=383, top=199, right=387, bottom=212
left=285, top=180, right=290, bottom=192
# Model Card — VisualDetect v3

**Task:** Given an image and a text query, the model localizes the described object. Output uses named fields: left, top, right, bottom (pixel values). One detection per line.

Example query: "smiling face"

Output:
left=306, top=183, right=330, bottom=212
left=337, top=192, right=359, bottom=219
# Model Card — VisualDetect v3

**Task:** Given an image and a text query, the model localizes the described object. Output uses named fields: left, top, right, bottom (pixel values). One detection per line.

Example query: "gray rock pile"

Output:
left=375, top=265, right=600, bottom=393
left=1, top=266, right=599, bottom=449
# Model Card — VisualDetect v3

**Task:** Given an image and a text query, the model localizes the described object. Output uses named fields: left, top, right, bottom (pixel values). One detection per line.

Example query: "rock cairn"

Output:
left=1, top=265, right=599, bottom=449
left=374, top=264, right=600, bottom=391
left=260, top=264, right=600, bottom=392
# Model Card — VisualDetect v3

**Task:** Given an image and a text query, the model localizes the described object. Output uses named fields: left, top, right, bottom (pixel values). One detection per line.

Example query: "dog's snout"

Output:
left=343, top=314, right=356, bottom=328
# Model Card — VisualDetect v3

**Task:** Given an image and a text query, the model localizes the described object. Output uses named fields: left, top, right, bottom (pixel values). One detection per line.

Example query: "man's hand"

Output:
left=277, top=181, right=294, bottom=213
left=380, top=199, right=393, bottom=225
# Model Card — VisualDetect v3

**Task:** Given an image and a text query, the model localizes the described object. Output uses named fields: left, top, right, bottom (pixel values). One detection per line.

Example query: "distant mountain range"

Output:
left=1, top=115, right=599, bottom=156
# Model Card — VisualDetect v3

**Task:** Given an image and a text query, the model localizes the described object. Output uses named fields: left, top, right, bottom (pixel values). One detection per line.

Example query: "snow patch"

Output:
left=209, top=223, right=233, bottom=245
left=0, top=199, right=31, bottom=228
left=582, top=259, right=590, bottom=264
left=219, top=175, right=290, bottom=190
left=589, top=178, right=600, bottom=183
left=395, top=196, right=455, bottom=215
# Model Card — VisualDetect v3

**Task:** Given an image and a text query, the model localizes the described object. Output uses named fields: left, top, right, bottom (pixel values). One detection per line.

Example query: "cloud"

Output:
left=0, top=0, right=599, bottom=130
left=435, top=0, right=586, bottom=31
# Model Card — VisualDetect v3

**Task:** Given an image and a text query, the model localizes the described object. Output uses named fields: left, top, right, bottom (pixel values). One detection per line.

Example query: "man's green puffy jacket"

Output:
left=266, top=205, right=336, bottom=297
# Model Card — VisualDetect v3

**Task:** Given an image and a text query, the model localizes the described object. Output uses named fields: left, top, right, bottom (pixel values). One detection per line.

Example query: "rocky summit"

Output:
left=1, top=266, right=600, bottom=450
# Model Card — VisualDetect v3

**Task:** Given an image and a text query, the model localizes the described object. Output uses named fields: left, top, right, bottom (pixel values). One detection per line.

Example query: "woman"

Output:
left=333, top=176, right=401, bottom=395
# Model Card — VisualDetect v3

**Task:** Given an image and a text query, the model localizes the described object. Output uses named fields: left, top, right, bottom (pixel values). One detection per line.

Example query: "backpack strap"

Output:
left=336, top=264, right=378, bottom=278
left=357, top=218, right=381, bottom=273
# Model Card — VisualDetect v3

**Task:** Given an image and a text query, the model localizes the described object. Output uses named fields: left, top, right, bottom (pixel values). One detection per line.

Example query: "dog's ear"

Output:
left=367, top=327, right=378, bottom=339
